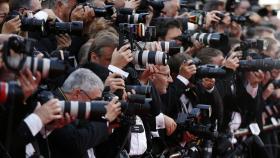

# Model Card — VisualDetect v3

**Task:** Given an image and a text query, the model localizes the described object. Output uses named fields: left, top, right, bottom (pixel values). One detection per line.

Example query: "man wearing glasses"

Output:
left=43, top=68, right=122, bottom=158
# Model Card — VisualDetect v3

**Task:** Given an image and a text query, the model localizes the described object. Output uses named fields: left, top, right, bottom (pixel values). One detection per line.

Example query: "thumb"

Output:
left=35, top=101, right=42, bottom=110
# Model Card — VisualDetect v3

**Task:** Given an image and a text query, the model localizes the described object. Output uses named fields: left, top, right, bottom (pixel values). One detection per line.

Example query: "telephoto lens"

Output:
left=122, top=94, right=152, bottom=115
left=3, top=36, right=68, bottom=78
left=0, top=82, right=23, bottom=104
left=133, top=50, right=168, bottom=66
left=46, top=21, right=83, bottom=36
left=59, top=100, right=108, bottom=120
left=126, top=85, right=152, bottom=96
left=196, top=64, right=227, bottom=78
left=239, top=39, right=268, bottom=51
left=160, top=40, right=182, bottom=55
left=191, top=33, right=229, bottom=48
left=116, top=13, right=148, bottom=24
left=238, top=58, right=280, bottom=71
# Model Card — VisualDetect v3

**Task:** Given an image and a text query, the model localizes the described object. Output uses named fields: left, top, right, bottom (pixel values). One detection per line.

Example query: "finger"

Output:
left=52, top=114, right=63, bottom=120
left=45, top=99, right=59, bottom=107
left=119, top=44, right=130, bottom=52
left=112, top=85, right=125, bottom=91
left=112, top=81, right=125, bottom=86
left=34, top=71, right=42, bottom=84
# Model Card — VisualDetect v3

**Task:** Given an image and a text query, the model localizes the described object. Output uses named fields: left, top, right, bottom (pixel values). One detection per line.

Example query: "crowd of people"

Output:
left=0, top=0, right=280, bottom=157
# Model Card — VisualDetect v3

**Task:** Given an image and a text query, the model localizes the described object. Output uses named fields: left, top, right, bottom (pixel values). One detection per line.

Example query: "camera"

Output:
left=176, top=104, right=218, bottom=139
left=272, top=80, right=280, bottom=89
left=119, top=23, right=168, bottom=66
left=238, top=58, right=280, bottom=71
left=116, top=13, right=149, bottom=24
left=5, top=10, right=45, bottom=34
left=125, top=85, right=152, bottom=96
left=133, top=50, right=168, bottom=66
left=80, top=2, right=114, bottom=19
left=0, top=82, right=23, bottom=104
left=237, top=39, right=268, bottom=51
left=2, top=36, right=69, bottom=78
left=177, top=32, right=229, bottom=49
left=45, top=21, right=83, bottom=36
left=196, top=64, right=227, bottom=78
left=188, top=10, right=205, bottom=26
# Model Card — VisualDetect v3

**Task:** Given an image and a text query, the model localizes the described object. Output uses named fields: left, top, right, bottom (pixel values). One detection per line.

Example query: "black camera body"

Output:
left=5, top=10, right=45, bottom=34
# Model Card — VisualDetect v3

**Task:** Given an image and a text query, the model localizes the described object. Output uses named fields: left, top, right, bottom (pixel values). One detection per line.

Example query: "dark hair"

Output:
left=88, top=31, right=118, bottom=61
left=196, top=47, right=223, bottom=65
left=155, top=19, right=182, bottom=40
left=168, top=53, right=192, bottom=74
left=9, top=0, right=32, bottom=11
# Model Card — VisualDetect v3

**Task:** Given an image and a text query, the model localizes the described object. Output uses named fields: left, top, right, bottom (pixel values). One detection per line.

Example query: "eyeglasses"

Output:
left=157, top=72, right=171, bottom=79
left=81, top=90, right=95, bottom=101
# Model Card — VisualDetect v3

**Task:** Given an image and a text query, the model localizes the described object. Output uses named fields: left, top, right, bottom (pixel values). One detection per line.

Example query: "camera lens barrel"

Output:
left=133, top=50, right=168, bottom=66
left=196, top=65, right=227, bottom=78
left=191, top=33, right=228, bottom=48
left=59, top=101, right=107, bottom=120
left=0, top=82, right=23, bottom=104
left=160, top=40, right=181, bottom=55
left=126, top=85, right=152, bottom=96
left=239, top=59, right=280, bottom=71
left=24, top=57, right=67, bottom=78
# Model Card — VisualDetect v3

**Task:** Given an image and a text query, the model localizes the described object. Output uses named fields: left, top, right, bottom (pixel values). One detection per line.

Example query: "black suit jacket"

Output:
left=48, top=121, right=109, bottom=158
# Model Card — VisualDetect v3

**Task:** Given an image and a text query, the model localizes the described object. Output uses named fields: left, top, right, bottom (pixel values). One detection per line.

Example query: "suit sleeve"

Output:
left=49, top=121, right=109, bottom=156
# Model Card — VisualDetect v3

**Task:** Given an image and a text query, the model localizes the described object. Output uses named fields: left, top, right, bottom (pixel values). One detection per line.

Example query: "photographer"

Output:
left=45, top=68, right=121, bottom=158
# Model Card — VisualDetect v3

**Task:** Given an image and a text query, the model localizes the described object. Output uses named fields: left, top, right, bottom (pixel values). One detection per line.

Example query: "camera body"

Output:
left=5, top=10, right=45, bottom=34
left=118, top=23, right=168, bottom=66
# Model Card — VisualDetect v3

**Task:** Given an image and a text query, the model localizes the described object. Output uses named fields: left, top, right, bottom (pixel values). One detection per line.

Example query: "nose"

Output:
left=168, top=74, right=173, bottom=83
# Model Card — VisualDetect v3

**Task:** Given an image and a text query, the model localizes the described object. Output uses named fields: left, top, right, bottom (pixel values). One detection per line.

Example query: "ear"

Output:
left=90, top=52, right=99, bottom=63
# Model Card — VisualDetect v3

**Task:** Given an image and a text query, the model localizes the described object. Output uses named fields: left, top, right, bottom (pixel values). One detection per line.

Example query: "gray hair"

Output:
left=61, top=68, right=104, bottom=93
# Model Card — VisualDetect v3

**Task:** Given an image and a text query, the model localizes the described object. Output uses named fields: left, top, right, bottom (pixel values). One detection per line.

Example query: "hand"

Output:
left=56, top=34, right=72, bottom=49
left=110, top=44, right=133, bottom=69
left=223, top=53, right=240, bottom=71
left=246, top=70, right=265, bottom=88
left=139, top=64, right=159, bottom=85
left=179, top=60, right=196, bottom=79
left=202, top=78, right=215, bottom=90
left=205, top=10, right=221, bottom=29
left=105, top=97, right=122, bottom=122
left=18, top=68, right=41, bottom=101
left=70, top=5, right=95, bottom=23
left=262, top=83, right=275, bottom=100
left=104, top=73, right=125, bottom=93
left=124, top=0, right=141, bottom=9
left=46, top=113, right=75, bottom=130
left=164, top=115, right=177, bottom=136
left=1, top=16, right=21, bottom=33
left=41, top=9, right=57, bottom=21
left=34, top=99, right=62, bottom=125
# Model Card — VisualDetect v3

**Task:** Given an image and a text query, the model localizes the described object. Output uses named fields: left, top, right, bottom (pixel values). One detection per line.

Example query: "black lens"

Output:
left=239, top=59, right=280, bottom=71
left=126, top=85, right=152, bottom=96
left=51, top=21, right=83, bottom=36
left=21, top=17, right=45, bottom=33
left=196, top=65, right=227, bottom=78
